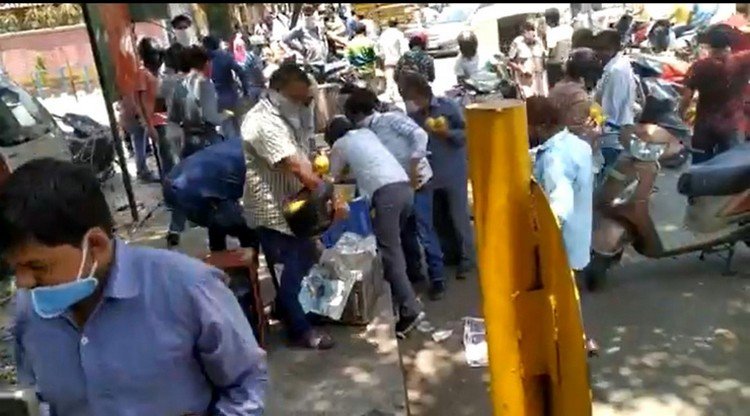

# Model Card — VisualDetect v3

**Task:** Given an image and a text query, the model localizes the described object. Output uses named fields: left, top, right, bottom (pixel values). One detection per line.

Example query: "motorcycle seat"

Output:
left=677, top=143, right=750, bottom=197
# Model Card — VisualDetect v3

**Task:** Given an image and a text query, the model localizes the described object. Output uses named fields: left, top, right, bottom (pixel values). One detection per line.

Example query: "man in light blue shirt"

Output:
left=528, top=97, right=593, bottom=271
left=344, top=87, right=447, bottom=301
left=593, top=30, right=637, bottom=179
left=326, top=117, right=427, bottom=339
left=1, top=159, right=267, bottom=415
left=527, top=96, right=598, bottom=355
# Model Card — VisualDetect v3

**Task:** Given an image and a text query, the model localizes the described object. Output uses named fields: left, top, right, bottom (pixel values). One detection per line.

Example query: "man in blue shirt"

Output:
left=399, top=73, right=477, bottom=280
left=527, top=96, right=598, bottom=356
left=202, top=36, right=251, bottom=140
left=1, top=159, right=267, bottom=415
left=344, top=87, right=447, bottom=300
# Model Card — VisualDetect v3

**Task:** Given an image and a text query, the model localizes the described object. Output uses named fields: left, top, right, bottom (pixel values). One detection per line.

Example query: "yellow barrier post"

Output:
left=465, top=100, right=592, bottom=415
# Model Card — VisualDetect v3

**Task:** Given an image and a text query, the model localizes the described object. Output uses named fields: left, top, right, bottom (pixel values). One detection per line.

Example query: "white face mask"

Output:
left=174, top=29, right=193, bottom=47
left=405, top=100, right=421, bottom=113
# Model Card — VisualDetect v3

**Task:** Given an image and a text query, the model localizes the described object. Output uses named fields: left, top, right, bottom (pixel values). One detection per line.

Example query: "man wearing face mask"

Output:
left=399, top=72, right=477, bottom=281
left=171, top=14, right=196, bottom=47
left=2, top=159, right=267, bottom=415
left=241, top=63, right=335, bottom=350
left=282, top=4, right=329, bottom=65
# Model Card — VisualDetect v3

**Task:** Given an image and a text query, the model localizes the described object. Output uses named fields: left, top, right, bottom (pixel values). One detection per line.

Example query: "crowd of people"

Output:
left=0, top=3, right=748, bottom=414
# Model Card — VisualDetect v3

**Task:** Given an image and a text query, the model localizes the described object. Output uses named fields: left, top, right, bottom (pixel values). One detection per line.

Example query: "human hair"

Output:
left=0, top=159, right=114, bottom=254
left=703, top=24, right=733, bottom=49
left=388, top=18, right=398, bottom=28
left=201, top=35, right=220, bottom=51
left=269, top=62, right=311, bottom=90
left=356, top=13, right=365, bottom=20
left=566, top=47, right=599, bottom=83
left=343, top=87, right=379, bottom=119
left=545, top=8, right=560, bottom=27
left=594, top=29, right=622, bottom=52
left=324, top=115, right=355, bottom=146
left=572, top=28, right=595, bottom=48
left=182, top=45, right=210, bottom=71
left=399, top=71, right=432, bottom=99
left=164, top=43, right=184, bottom=72
left=526, top=96, right=560, bottom=127
left=409, top=33, right=427, bottom=50
left=137, top=37, right=163, bottom=74
left=354, top=22, right=367, bottom=35
left=170, top=14, right=192, bottom=29
left=522, top=21, right=536, bottom=33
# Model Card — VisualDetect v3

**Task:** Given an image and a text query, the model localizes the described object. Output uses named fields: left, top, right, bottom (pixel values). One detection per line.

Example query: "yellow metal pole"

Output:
left=465, top=100, right=591, bottom=415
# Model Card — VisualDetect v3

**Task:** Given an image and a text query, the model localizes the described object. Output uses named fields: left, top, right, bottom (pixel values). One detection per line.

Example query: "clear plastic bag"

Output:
left=298, top=232, right=378, bottom=320
left=463, top=317, right=489, bottom=368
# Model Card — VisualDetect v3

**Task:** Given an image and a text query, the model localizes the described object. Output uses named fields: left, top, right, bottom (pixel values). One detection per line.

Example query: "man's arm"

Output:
left=197, top=77, right=227, bottom=126
left=252, top=120, right=322, bottom=190
left=427, top=57, right=436, bottom=82
left=328, top=143, right=347, bottom=180
left=191, top=269, right=268, bottom=415
left=440, top=100, right=467, bottom=147
left=679, top=87, right=695, bottom=122
left=387, top=113, right=429, bottom=159
left=230, top=57, right=251, bottom=97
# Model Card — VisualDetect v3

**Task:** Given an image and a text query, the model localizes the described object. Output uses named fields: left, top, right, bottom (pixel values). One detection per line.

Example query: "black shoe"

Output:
left=292, top=329, right=335, bottom=350
left=396, top=311, right=426, bottom=339
left=428, top=281, right=446, bottom=301
left=166, top=232, right=180, bottom=248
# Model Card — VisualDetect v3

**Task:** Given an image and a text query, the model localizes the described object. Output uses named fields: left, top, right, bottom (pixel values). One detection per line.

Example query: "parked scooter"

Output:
left=586, top=128, right=750, bottom=291
left=54, top=113, right=116, bottom=183
left=585, top=70, right=750, bottom=291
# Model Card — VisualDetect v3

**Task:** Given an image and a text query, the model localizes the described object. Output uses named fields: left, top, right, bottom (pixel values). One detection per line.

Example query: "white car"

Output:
left=0, top=75, right=72, bottom=184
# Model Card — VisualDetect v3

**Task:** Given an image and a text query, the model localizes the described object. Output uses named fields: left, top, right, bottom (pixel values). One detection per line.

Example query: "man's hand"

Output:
left=332, top=196, right=349, bottom=221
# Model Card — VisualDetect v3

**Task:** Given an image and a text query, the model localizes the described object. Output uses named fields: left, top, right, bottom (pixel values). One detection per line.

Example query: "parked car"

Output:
left=0, top=74, right=72, bottom=185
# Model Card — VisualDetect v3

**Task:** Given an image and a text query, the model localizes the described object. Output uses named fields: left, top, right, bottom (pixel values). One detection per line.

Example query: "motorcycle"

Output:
left=445, top=69, right=519, bottom=109
left=585, top=75, right=750, bottom=291
left=54, top=113, right=116, bottom=183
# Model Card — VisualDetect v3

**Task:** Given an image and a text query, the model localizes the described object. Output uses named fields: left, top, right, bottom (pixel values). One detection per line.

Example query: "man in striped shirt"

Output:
left=240, top=63, right=334, bottom=350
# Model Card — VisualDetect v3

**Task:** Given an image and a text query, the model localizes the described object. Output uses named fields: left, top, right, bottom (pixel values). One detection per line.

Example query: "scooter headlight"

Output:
left=628, top=136, right=667, bottom=162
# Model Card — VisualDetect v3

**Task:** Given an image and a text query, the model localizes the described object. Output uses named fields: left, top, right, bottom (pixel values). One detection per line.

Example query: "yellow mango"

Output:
left=313, top=154, right=330, bottom=175
left=286, top=199, right=307, bottom=214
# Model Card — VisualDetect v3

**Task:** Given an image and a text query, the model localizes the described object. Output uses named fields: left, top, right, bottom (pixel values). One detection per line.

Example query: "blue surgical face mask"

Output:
left=30, top=236, right=99, bottom=319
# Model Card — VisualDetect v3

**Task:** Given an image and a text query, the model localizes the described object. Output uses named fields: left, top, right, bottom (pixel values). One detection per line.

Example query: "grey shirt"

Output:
left=330, top=128, right=409, bottom=198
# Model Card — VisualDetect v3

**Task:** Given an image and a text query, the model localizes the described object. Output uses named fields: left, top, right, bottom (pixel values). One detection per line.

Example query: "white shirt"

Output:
left=378, top=27, right=408, bottom=67
left=545, top=24, right=574, bottom=64
left=329, top=128, right=409, bottom=198
left=454, top=55, right=481, bottom=79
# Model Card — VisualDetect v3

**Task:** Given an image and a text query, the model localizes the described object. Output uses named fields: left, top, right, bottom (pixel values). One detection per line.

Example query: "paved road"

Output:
left=400, top=56, right=750, bottom=415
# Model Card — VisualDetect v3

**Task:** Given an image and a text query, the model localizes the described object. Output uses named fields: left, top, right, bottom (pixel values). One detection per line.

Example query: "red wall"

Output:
left=0, top=23, right=166, bottom=86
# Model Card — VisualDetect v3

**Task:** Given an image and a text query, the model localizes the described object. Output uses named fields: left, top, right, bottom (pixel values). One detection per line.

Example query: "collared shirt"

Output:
left=454, top=54, right=481, bottom=80
left=283, top=25, right=329, bottom=64
left=329, top=127, right=409, bottom=198
left=595, top=52, right=637, bottom=150
left=346, top=35, right=378, bottom=75
left=361, top=111, right=432, bottom=187
left=377, top=27, right=407, bottom=67
left=408, top=96, right=467, bottom=188
left=395, top=48, right=435, bottom=82
left=208, top=49, right=250, bottom=111
left=533, top=128, right=593, bottom=270
left=241, top=92, right=313, bottom=235
left=12, top=240, right=267, bottom=415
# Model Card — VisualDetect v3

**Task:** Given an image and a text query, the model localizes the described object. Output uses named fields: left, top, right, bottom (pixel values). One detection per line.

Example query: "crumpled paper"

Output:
left=299, top=232, right=377, bottom=320
left=463, top=317, right=489, bottom=368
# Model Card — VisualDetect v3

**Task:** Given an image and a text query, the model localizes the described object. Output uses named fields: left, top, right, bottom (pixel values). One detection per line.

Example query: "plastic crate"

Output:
left=320, top=197, right=373, bottom=248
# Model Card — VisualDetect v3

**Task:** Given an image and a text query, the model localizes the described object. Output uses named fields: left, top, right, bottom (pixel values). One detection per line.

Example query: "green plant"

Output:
left=34, top=54, right=49, bottom=87
left=56, top=3, right=83, bottom=26
left=0, top=12, right=21, bottom=34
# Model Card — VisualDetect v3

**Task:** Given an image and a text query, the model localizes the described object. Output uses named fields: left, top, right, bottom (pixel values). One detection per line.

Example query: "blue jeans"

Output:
left=125, top=123, right=150, bottom=177
left=598, top=147, right=622, bottom=186
left=414, top=184, right=445, bottom=284
left=257, top=227, right=317, bottom=340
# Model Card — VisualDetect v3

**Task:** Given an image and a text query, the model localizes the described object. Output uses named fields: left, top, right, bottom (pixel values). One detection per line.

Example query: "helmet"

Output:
left=457, top=30, right=477, bottom=56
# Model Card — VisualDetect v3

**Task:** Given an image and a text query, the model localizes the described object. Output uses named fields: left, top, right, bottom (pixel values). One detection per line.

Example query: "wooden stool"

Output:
left=203, top=249, right=269, bottom=348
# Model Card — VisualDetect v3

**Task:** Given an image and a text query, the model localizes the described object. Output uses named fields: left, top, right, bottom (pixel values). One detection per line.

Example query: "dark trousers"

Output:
left=547, top=62, right=564, bottom=89
left=433, top=180, right=476, bottom=274
left=257, top=227, right=317, bottom=340
left=414, top=183, right=445, bottom=283
left=692, top=123, right=744, bottom=164
left=372, top=182, right=423, bottom=318
left=208, top=221, right=259, bottom=252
